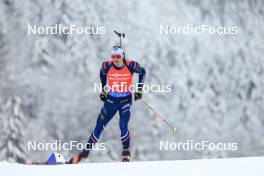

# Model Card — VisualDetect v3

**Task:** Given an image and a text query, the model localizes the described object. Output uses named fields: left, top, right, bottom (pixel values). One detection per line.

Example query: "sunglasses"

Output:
left=111, top=55, right=122, bottom=59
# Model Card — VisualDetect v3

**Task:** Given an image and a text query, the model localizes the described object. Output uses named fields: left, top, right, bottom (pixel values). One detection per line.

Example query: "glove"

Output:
left=134, top=90, right=142, bottom=101
left=100, top=91, right=107, bottom=102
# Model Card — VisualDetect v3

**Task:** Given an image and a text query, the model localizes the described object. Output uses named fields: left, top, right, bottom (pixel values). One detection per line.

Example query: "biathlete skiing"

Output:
left=27, top=31, right=174, bottom=165
left=67, top=32, right=146, bottom=163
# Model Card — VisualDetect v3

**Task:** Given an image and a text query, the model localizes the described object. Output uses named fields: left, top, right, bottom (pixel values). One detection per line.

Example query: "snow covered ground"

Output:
left=0, top=156, right=263, bottom=176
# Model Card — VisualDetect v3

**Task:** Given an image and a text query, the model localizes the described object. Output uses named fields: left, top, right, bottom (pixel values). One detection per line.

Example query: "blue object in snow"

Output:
left=46, top=152, right=65, bottom=164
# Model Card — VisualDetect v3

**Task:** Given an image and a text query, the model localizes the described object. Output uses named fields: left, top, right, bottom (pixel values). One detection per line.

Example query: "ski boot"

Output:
left=67, top=148, right=90, bottom=164
left=122, top=150, right=131, bottom=162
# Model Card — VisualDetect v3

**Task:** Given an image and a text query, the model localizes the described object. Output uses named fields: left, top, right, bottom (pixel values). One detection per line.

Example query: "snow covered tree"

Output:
left=0, top=96, right=28, bottom=163
left=0, top=0, right=263, bottom=162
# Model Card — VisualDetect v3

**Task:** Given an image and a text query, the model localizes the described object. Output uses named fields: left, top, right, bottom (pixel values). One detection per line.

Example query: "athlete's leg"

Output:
left=118, top=96, right=132, bottom=150
left=68, top=98, right=118, bottom=164
left=88, top=99, right=118, bottom=144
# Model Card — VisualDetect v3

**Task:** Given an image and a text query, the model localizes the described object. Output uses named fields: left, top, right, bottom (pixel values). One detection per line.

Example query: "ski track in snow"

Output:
left=0, top=156, right=263, bottom=176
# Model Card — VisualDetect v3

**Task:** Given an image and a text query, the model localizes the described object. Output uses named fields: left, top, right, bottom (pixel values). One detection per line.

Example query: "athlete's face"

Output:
left=111, top=54, right=123, bottom=66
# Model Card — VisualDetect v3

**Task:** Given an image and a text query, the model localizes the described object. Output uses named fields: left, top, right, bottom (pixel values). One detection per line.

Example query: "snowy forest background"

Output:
left=0, top=0, right=264, bottom=163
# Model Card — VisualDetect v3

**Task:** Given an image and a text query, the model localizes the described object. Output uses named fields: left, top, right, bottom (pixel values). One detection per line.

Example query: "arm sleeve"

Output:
left=100, top=62, right=107, bottom=89
left=130, top=61, right=146, bottom=90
